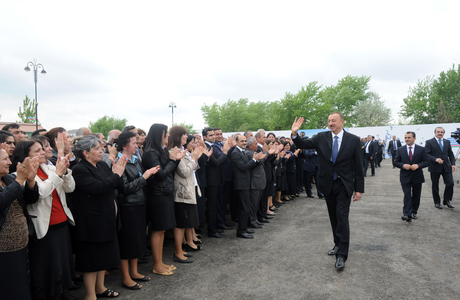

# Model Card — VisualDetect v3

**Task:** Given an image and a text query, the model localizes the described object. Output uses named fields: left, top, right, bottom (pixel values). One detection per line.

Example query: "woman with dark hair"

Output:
left=71, top=135, right=127, bottom=299
left=0, top=148, right=39, bottom=300
left=283, top=141, right=298, bottom=200
left=137, top=129, right=146, bottom=151
left=32, top=135, right=54, bottom=166
left=169, top=127, right=202, bottom=263
left=274, top=139, right=287, bottom=205
left=0, top=130, right=16, bottom=158
left=142, top=123, right=185, bottom=275
left=115, top=131, right=159, bottom=290
left=15, top=138, right=76, bottom=300
left=45, top=127, right=74, bottom=167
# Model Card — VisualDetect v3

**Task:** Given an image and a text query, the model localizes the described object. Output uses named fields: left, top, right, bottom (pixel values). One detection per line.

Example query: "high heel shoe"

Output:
left=192, top=239, right=203, bottom=245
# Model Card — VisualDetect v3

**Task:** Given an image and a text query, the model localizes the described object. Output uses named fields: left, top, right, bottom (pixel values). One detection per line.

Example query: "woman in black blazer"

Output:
left=0, top=149, right=39, bottom=300
left=71, top=135, right=127, bottom=300
left=142, top=124, right=185, bottom=276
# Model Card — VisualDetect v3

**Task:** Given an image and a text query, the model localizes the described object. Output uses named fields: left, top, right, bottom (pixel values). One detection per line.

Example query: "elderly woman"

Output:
left=11, top=138, right=76, bottom=299
left=142, top=124, right=185, bottom=276
left=116, top=131, right=159, bottom=290
left=0, top=149, right=39, bottom=300
left=0, top=130, right=16, bottom=158
left=71, top=135, right=127, bottom=300
left=168, top=127, right=201, bottom=263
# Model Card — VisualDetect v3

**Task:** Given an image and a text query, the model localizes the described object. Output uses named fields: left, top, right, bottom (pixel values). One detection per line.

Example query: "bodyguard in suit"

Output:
left=394, top=131, right=430, bottom=222
left=291, top=112, right=364, bottom=270
left=230, top=135, right=266, bottom=238
left=202, top=127, right=230, bottom=238
left=303, top=147, right=323, bottom=198
left=388, top=135, right=402, bottom=168
left=363, top=135, right=377, bottom=177
left=425, top=127, right=457, bottom=209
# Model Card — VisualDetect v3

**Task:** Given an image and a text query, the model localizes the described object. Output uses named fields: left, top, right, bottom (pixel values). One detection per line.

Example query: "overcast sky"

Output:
left=1, top=0, right=459, bottom=133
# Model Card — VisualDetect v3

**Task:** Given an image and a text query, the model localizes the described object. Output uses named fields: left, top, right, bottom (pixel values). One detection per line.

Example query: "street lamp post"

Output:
left=169, top=102, right=176, bottom=127
left=24, top=59, right=46, bottom=130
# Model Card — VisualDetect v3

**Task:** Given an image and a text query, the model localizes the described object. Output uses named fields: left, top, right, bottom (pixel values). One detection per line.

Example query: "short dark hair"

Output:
left=267, top=132, right=275, bottom=138
left=123, top=125, right=136, bottom=132
left=32, top=135, right=50, bottom=146
left=184, top=134, right=196, bottom=149
left=330, top=112, right=344, bottom=120
left=434, top=127, right=445, bottom=133
left=2, top=123, right=20, bottom=131
left=0, top=130, right=14, bottom=143
left=406, top=131, right=416, bottom=138
left=31, top=129, right=47, bottom=137
left=213, top=128, right=222, bottom=132
left=243, top=130, right=252, bottom=137
left=10, top=139, right=43, bottom=173
left=202, top=127, right=214, bottom=137
left=116, top=131, right=136, bottom=152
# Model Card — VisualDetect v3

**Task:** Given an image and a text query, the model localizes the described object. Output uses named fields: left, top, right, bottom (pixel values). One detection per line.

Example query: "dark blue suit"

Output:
left=213, top=141, right=235, bottom=227
left=303, top=149, right=322, bottom=197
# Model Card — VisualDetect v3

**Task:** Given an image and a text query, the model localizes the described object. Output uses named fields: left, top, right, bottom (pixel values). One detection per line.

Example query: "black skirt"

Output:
left=286, top=172, right=297, bottom=195
left=174, top=202, right=200, bottom=229
left=118, top=204, right=147, bottom=260
left=75, top=238, right=120, bottom=272
left=147, top=193, right=176, bottom=231
left=0, top=246, right=31, bottom=300
left=29, top=221, right=75, bottom=298
left=267, top=180, right=275, bottom=197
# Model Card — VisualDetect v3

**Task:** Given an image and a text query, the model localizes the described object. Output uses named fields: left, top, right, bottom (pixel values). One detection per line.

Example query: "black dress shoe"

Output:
left=364, top=175, right=367, bottom=177
left=216, top=229, right=224, bottom=233
left=225, top=221, right=236, bottom=226
left=435, top=203, right=443, bottom=209
left=237, top=232, right=254, bottom=239
left=411, top=213, right=417, bottom=219
left=208, top=232, right=226, bottom=238
left=267, top=212, right=276, bottom=216
left=401, top=215, right=412, bottom=222
left=335, top=257, right=345, bottom=270
left=250, top=224, right=262, bottom=229
left=264, top=215, right=273, bottom=219
left=256, top=221, right=264, bottom=226
left=371, top=174, right=375, bottom=176
left=138, top=257, right=148, bottom=264
left=307, top=195, right=314, bottom=198
left=444, top=201, right=455, bottom=208
left=328, top=246, right=339, bottom=256
left=246, top=229, right=255, bottom=234
left=217, top=225, right=234, bottom=230
left=318, top=194, right=324, bottom=199
left=184, top=243, right=202, bottom=251
left=258, top=218, right=270, bottom=223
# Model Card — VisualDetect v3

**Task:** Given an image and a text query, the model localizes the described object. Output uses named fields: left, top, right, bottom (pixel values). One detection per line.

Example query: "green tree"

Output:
left=353, top=92, right=392, bottom=127
left=400, top=64, right=460, bottom=124
left=89, top=115, right=127, bottom=138
left=17, top=95, right=36, bottom=123
left=172, top=122, right=195, bottom=133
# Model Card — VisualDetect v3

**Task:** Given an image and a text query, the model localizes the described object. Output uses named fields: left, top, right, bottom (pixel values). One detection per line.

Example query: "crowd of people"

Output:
left=0, top=117, right=457, bottom=299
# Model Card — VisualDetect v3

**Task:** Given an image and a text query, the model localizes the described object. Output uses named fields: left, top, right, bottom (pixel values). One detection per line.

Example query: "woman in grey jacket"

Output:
left=116, top=131, right=159, bottom=290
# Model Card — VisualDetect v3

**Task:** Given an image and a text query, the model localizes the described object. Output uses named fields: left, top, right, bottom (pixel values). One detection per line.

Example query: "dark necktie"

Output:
left=332, top=136, right=339, bottom=179
left=409, top=146, right=413, bottom=161
left=394, top=141, right=397, bottom=150
left=438, top=139, right=443, bottom=151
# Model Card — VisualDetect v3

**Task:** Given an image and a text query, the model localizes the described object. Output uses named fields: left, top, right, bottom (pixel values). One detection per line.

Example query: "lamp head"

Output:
left=41, top=69, right=47, bottom=74
left=24, top=66, right=31, bottom=72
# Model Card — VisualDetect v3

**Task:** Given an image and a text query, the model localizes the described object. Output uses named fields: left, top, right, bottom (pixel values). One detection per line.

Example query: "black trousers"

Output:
left=363, top=153, right=375, bottom=176
left=303, top=170, right=322, bottom=197
left=391, top=150, right=397, bottom=167
left=217, top=180, right=232, bottom=227
left=430, top=170, right=454, bottom=204
left=249, top=189, right=263, bottom=225
left=324, top=179, right=352, bottom=261
left=236, top=190, right=250, bottom=235
left=206, top=185, right=219, bottom=235
left=401, top=181, right=422, bottom=216
left=257, top=184, right=270, bottom=221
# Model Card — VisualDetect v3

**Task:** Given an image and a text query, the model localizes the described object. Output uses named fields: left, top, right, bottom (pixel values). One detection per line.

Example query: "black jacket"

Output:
left=71, top=160, right=123, bottom=243
left=142, top=148, right=179, bottom=196
left=0, top=174, right=39, bottom=239
left=205, top=142, right=228, bottom=187
left=116, top=156, right=147, bottom=206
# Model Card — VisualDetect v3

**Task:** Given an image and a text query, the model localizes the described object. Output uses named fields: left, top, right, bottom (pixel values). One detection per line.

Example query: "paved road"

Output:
left=71, top=159, right=460, bottom=300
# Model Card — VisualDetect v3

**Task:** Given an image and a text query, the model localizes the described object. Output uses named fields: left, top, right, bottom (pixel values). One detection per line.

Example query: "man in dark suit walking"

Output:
left=388, top=135, right=402, bottom=168
left=363, top=135, right=377, bottom=177
left=230, top=135, right=266, bottom=238
left=394, top=131, right=430, bottom=222
left=425, top=127, right=457, bottom=209
left=291, top=112, right=364, bottom=270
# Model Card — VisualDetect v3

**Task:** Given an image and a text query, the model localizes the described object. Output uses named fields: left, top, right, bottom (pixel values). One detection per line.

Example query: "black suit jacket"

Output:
left=230, top=148, right=257, bottom=191
left=394, top=144, right=429, bottom=184
left=388, top=140, right=402, bottom=154
left=71, top=160, right=123, bottom=243
left=425, top=137, right=456, bottom=173
left=205, top=142, right=228, bottom=187
left=293, top=131, right=364, bottom=197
